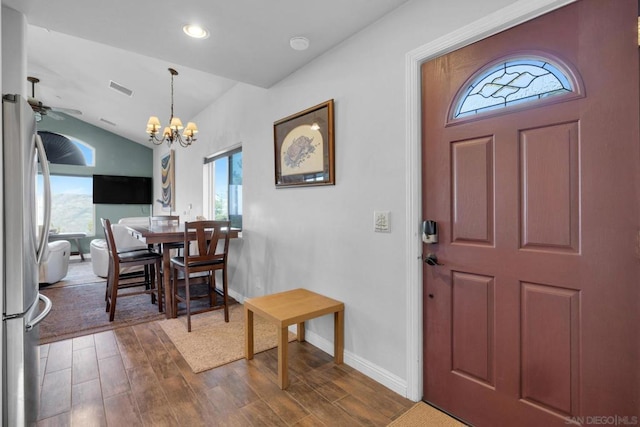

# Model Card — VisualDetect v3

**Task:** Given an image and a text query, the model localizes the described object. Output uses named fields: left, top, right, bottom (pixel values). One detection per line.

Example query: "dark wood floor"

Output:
left=37, top=320, right=415, bottom=426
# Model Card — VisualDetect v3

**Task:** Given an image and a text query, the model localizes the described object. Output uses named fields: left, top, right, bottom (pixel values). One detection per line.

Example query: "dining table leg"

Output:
left=162, top=244, right=173, bottom=318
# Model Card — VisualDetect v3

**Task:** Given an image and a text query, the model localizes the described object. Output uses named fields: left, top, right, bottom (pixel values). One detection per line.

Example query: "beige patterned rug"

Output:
left=159, top=303, right=296, bottom=373
left=388, top=402, right=467, bottom=426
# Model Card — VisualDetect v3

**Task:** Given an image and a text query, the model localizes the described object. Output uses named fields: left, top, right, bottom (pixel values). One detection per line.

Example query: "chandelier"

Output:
left=146, top=68, right=198, bottom=147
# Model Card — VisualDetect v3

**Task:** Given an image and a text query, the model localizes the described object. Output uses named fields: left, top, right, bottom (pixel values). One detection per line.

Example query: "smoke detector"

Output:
left=289, top=37, right=309, bottom=51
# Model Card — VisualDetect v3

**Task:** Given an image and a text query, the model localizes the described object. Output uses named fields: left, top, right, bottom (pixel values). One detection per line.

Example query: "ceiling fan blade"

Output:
left=26, top=77, right=82, bottom=119
left=46, top=111, right=65, bottom=120
left=51, top=106, right=83, bottom=116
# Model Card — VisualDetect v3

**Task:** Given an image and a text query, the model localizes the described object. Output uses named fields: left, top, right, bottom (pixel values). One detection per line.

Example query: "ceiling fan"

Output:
left=27, top=76, right=82, bottom=121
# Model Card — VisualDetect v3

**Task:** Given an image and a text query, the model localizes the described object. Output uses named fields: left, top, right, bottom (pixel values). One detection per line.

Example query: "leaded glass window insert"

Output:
left=453, top=58, right=574, bottom=119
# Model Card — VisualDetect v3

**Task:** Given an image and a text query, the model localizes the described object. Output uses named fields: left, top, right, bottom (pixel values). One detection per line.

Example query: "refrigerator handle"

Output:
left=35, top=133, right=52, bottom=264
left=26, top=294, right=52, bottom=331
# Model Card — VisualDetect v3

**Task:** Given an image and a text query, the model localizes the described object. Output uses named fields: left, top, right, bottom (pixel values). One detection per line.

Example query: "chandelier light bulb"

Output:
left=184, top=122, right=198, bottom=137
left=170, top=117, right=184, bottom=130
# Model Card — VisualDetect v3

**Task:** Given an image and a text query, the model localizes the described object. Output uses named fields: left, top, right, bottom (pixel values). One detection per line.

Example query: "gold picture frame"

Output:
left=273, top=99, right=335, bottom=188
left=160, top=149, right=175, bottom=209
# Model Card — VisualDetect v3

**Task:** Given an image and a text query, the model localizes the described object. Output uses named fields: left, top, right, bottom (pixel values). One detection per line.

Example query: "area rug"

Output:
left=159, top=303, right=296, bottom=373
left=39, top=281, right=166, bottom=344
left=387, top=402, right=466, bottom=427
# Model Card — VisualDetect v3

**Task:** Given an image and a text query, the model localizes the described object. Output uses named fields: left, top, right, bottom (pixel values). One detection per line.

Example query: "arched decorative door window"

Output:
left=450, top=53, right=583, bottom=122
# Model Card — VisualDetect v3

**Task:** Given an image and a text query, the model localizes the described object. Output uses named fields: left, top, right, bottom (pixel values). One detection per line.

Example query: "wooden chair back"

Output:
left=101, top=218, right=119, bottom=271
left=150, top=215, right=182, bottom=253
left=149, top=215, right=180, bottom=225
left=182, top=220, right=231, bottom=268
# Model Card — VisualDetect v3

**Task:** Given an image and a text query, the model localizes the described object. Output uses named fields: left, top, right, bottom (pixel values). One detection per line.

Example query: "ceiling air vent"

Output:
left=108, top=80, right=133, bottom=97
left=99, top=118, right=117, bottom=126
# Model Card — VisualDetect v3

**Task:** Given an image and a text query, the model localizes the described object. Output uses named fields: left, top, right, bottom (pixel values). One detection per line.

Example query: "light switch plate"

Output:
left=374, top=211, right=390, bottom=233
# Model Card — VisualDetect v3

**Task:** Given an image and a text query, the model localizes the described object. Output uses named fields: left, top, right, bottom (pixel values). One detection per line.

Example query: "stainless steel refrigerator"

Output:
left=1, top=94, right=53, bottom=427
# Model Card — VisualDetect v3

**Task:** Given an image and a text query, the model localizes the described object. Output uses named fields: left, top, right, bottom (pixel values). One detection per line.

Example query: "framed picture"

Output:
left=274, top=99, right=334, bottom=188
left=160, top=149, right=175, bottom=209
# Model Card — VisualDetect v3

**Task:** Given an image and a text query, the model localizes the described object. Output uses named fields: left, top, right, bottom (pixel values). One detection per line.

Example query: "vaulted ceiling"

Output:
left=2, top=0, right=409, bottom=147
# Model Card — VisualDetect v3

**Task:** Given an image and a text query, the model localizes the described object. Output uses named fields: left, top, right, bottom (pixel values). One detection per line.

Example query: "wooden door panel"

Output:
left=520, top=122, right=579, bottom=252
left=451, top=271, right=495, bottom=387
left=521, top=282, right=580, bottom=416
left=451, top=137, right=494, bottom=245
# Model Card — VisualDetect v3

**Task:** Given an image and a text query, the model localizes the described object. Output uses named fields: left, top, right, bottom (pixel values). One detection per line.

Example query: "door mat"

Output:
left=388, top=402, right=467, bottom=427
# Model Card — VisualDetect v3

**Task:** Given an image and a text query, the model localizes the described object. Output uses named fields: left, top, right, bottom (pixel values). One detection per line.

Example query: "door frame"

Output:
left=404, top=0, right=576, bottom=401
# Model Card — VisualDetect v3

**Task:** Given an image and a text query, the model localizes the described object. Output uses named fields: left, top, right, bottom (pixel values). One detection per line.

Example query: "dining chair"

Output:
left=149, top=215, right=183, bottom=254
left=170, top=220, right=231, bottom=332
left=149, top=215, right=180, bottom=225
left=101, top=218, right=164, bottom=321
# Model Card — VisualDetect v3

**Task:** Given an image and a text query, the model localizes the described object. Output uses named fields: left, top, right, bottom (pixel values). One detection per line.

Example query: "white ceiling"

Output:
left=2, top=0, right=409, bottom=147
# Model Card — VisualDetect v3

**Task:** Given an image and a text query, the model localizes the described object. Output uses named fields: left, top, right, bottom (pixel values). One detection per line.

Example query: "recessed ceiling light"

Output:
left=183, top=24, right=209, bottom=39
left=289, top=36, right=309, bottom=51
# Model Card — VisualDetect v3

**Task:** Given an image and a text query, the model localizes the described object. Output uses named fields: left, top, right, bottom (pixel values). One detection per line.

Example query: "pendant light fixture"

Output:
left=146, top=67, right=198, bottom=147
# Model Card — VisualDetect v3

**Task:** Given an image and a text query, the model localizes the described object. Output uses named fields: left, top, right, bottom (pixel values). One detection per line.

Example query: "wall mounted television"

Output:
left=92, top=174, right=152, bottom=205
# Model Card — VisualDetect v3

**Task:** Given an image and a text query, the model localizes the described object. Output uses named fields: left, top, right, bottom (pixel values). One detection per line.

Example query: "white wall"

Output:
left=1, top=6, right=26, bottom=97
left=154, top=0, right=570, bottom=397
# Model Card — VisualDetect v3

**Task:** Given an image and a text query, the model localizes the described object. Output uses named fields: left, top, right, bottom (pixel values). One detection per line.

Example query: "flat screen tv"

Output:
left=92, top=174, right=152, bottom=205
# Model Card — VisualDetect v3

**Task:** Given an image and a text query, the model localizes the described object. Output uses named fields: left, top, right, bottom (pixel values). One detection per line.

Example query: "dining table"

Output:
left=125, top=223, right=239, bottom=319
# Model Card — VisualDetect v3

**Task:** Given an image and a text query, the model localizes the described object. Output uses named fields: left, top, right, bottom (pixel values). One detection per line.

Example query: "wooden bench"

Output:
left=244, top=288, right=344, bottom=389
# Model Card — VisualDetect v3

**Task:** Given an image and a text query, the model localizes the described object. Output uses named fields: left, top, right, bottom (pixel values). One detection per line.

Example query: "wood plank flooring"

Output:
left=37, top=320, right=414, bottom=426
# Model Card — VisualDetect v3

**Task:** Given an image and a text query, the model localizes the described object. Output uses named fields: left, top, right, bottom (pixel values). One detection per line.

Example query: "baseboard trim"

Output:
left=229, top=289, right=245, bottom=304
left=300, top=328, right=408, bottom=397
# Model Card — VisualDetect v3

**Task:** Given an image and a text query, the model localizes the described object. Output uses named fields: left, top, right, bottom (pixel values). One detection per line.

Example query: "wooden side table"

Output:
left=244, top=288, right=344, bottom=389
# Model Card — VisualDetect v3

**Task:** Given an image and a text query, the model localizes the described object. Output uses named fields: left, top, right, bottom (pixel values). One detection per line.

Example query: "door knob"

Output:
left=424, top=253, right=443, bottom=266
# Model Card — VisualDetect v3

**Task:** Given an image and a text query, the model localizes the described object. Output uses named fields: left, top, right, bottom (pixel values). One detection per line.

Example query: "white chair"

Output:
left=39, top=240, right=71, bottom=284
left=90, top=239, right=109, bottom=277
left=90, top=217, right=149, bottom=277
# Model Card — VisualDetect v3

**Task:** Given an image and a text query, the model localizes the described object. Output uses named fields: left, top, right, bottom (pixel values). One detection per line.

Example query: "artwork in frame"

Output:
left=273, top=99, right=335, bottom=188
left=160, top=149, right=175, bottom=210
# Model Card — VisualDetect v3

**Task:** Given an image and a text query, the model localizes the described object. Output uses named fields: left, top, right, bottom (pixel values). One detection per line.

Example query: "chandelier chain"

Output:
left=170, top=71, right=174, bottom=121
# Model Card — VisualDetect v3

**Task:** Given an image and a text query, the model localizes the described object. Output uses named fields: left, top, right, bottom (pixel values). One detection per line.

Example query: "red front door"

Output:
left=422, top=1, right=640, bottom=425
